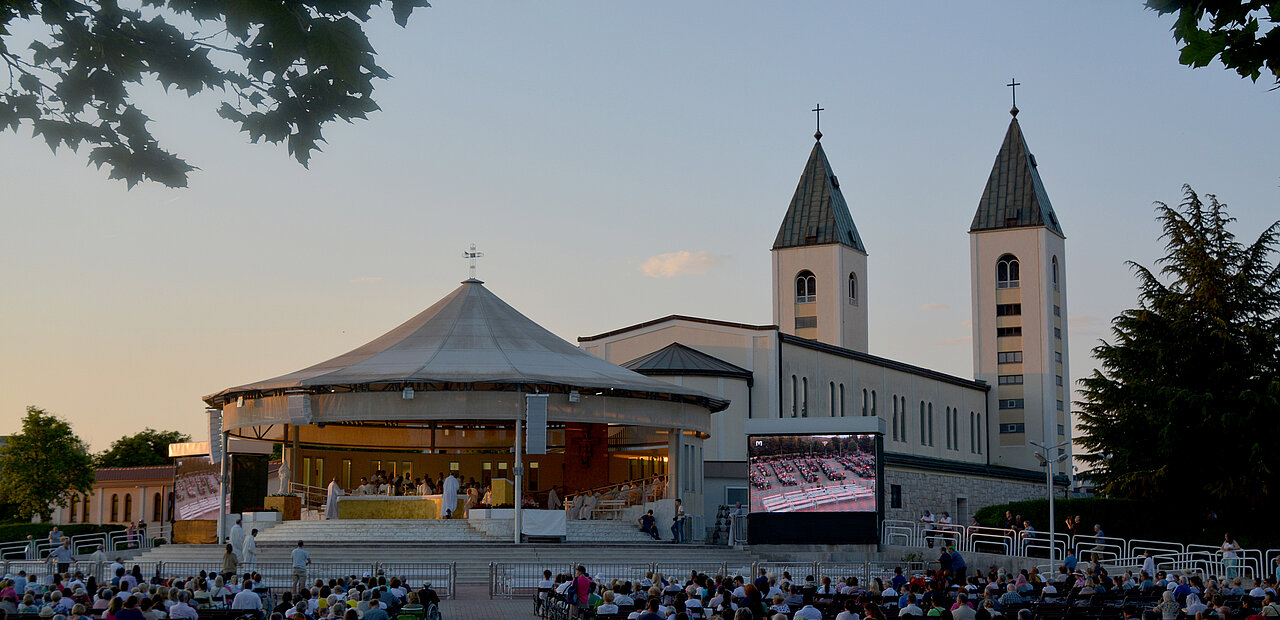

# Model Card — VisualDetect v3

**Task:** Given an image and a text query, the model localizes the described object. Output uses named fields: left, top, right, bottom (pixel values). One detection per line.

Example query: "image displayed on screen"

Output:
left=173, top=456, right=222, bottom=521
left=747, top=434, right=876, bottom=513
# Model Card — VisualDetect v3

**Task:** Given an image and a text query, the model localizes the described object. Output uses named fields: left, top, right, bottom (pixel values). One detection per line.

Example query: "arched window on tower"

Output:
left=795, top=271, right=817, bottom=303
left=848, top=272, right=858, bottom=305
left=996, top=254, right=1020, bottom=289
left=1052, top=256, right=1060, bottom=291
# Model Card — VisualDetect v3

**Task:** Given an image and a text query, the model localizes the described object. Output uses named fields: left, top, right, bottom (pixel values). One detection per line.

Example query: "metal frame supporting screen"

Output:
left=746, top=433, right=881, bottom=544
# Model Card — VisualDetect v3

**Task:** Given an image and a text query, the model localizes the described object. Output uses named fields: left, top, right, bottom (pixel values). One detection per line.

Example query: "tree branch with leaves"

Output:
left=0, top=0, right=430, bottom=188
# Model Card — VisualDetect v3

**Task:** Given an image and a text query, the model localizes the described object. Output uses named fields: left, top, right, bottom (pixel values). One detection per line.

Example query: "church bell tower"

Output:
left=771, top=123, right=869, bottom=353
left=969, top=102, right=1071, bottom=470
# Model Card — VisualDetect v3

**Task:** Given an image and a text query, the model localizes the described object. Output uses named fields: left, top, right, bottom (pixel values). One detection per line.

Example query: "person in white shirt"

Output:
left=920, top=510, right=938, bottom=548
left=900, top=594, right=923, bottom=617
left=794, top=603, right=823, bottom=620
left=882, top=585, right=898, bottom=599
left=230, top=581, right=263, bottom=611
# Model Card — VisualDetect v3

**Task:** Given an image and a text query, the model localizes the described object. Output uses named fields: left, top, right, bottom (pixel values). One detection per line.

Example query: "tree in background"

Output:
left=0, top=406, right=95, bottom=521
left=95, top=428, right=191, bottom=468
left=1146, top=1, right=1280, bottom=89
left=1076, top=186, right=1280, bottom=519
left=0, top=0, right=430, bottom=188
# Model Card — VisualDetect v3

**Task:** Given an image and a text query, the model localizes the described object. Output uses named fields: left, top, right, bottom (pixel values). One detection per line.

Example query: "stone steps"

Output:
left=132, top=519, right=756, bottom=586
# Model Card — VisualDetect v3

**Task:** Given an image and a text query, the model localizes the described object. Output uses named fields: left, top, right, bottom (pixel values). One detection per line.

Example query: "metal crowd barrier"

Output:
left=881, top=519, right=1273, bottom=580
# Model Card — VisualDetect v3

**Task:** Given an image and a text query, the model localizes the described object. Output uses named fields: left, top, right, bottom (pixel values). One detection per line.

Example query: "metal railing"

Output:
left=881, top=519, right=1271, bottom=580
left=0, top=524, right=171, bottom=561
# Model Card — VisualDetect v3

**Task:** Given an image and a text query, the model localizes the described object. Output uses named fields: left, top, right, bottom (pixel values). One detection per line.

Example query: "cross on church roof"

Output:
left=462, top=243, right=484, bottom=281
left=1007, top=78, right=1021, bottom=117
left=812, top=103, right=825, bottom=140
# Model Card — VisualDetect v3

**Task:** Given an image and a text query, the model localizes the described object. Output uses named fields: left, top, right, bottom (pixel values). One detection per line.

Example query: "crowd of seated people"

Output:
left=0, top=564, right=441, bottom=620
left=533, top=556, right=1280, bottom=620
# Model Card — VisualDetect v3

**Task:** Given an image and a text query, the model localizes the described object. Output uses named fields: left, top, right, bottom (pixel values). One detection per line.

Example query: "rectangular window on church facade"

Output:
left=997, top=375, right=1024, bottom=385
left=1000, top=399, right=1024, bottom=409
left=795, top=316, right=817, bottom=329
left=999, top=423, right=1026, bottom=434
left=890, top=485, right=902, bottom=509
left=996, top=303, right=1022, bottom=316
left=997, top=326, right=1022, bottom=337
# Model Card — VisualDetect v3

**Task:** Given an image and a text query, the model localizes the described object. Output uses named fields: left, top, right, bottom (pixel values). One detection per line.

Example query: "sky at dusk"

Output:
left=2, top=2, right=1277, bottom=453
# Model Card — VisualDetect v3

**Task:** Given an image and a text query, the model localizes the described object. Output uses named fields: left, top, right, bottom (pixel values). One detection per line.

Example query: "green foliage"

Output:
left=974, top=498, right=1278, bottom=548
left=1075, top=186, right=1280, bottom=519
left=0, top=407, right=96, bottom=521
left=95, top=428, right=191, bottom=468
left=1146, top=1, right=1280, bottom=88
left=0, top=0, right=431, bottom=188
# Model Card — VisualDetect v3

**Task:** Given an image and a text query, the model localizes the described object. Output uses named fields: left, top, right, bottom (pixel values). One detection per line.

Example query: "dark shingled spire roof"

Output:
left=772, top=139, right=866, bottom=252
left=622, top=342, right=753, bottom=381
left=971, top=116, right=1064, bottom=236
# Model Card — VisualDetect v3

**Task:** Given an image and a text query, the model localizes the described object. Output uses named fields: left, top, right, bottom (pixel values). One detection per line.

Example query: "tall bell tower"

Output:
left=771, top=122, right=868, bottom=352
left=969, top=101, right=1070, bottom=470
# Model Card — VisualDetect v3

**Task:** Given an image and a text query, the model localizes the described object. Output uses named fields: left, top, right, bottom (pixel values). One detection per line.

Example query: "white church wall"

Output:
left=884, top=466, right=1044, bottom=525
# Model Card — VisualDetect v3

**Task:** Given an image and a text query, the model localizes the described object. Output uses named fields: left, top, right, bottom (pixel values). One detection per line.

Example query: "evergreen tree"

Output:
left=1076, top=186, right=1280, bottom=517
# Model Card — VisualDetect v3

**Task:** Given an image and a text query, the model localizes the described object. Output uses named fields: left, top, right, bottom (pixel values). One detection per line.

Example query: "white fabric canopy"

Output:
left=206, top=279, right=726, bottom=414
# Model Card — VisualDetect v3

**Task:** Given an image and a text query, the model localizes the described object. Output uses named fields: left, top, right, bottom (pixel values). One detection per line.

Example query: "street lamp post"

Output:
left=1031, top=440, right=1071, bottom=561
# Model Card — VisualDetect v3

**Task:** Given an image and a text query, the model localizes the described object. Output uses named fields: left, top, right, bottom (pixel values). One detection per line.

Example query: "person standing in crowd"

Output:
left=670, top=499, right=686, bottom=544
left=290, top=540, right=311, bottom=592
left=49, top=537, right=76, bottom=575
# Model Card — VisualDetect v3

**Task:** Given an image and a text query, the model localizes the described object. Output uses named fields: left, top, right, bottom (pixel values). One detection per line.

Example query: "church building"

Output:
left=579, top=107, right=1072, bottom=524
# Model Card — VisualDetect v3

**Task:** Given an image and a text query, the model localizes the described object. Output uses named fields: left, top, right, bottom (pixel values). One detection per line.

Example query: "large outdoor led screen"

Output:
left=747, top=433, right=877, bottom=514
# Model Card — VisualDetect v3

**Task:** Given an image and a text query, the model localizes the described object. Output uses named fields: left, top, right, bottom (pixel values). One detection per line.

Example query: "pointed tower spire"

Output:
left=772, top=139, right=865, bottom=251
left=970, top=115, right=1064, bottom=237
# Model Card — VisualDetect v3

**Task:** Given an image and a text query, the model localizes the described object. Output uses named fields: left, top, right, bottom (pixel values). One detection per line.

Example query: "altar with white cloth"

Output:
left=337, top=495, right=460, bottom=519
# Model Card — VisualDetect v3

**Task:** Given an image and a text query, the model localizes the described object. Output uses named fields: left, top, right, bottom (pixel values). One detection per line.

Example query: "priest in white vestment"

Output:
left=229, top=519, right=245, bottom=560
left=242, top=529, right=257, bottom=566
left=325, top=478, right=343, bottom=520
left=547, top=487, right=561, bottom=510
left=442, top=473, right=460, bottom=518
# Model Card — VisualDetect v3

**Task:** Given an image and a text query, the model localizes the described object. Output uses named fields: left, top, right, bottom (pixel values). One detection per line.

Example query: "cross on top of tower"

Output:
left=1007, top=78, right=1021, bottom=117
left=462, top=243, right=484, bottom=282
left=812, top=103, right=825, bottom=141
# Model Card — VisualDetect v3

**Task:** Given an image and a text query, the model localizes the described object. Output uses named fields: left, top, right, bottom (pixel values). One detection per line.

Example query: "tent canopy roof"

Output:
left=205, top=279, right=727, bottom=413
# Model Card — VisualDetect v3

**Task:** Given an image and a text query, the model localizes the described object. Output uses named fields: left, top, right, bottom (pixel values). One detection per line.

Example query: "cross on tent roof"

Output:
left=462, top=243, right=484, bottom=281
